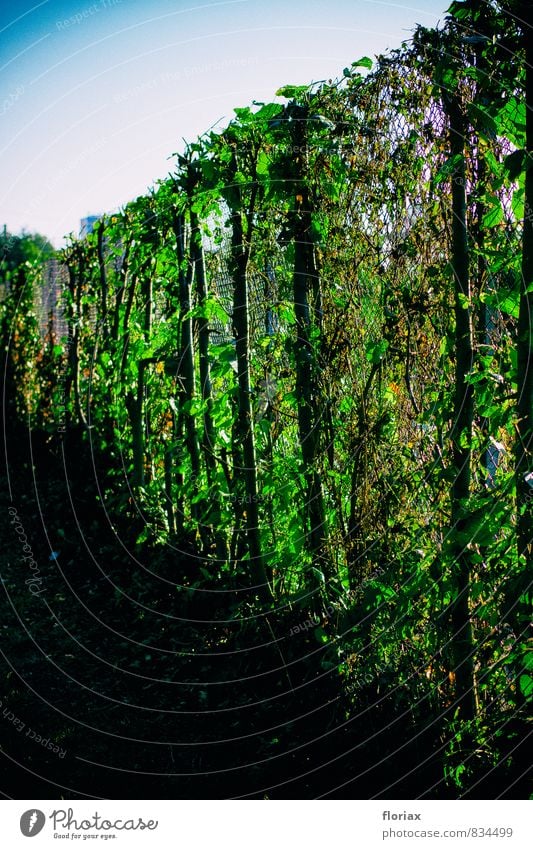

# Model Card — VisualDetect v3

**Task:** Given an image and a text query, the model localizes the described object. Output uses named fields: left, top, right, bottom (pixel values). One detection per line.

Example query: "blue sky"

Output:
left=1, top=0, right=450, bottom=247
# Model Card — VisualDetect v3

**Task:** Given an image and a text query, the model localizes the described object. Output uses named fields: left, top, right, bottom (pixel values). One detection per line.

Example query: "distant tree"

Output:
left=0, top=228, right=55, bottom=431
left=0, top=227, right=54, bottom=271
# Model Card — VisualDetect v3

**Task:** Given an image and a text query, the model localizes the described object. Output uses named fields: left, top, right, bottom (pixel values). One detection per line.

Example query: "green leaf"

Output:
left=366, top=339, right=389, bottom=364
left=447, top=1, right=471, bottom=21
left=438, top=65, right=457, bottom=91
left=352, top=56, right=372, bottom=70
left=256, top=151, right=271, bottom=177
left=275, top=84, right=309, bottom=99
left=314, top=626, right=329, bottom=644
left=519, top=674, right=533, bottom=701
left=310, top=213, right=328, bottom=244
left=136, top=526, right=150, bottom=545
left=523, top=652, right=533, bottom=672
left=212, top=342, right=237, bottom=363
left=504, top=149, right=526, bottom=181
left=484, top=286, right=520, bottom=320
left=467, top=103, right=497, bottom=139
left=253, top=102, right=283, bottom=122
left=483, top=201, right=504, bottom=227
left=434, top=154, right=463, bottom=185
left=496, top=97, right=526, bottom=147
left=233, top=106, right=253, bottom=122
left=277, top=302, right=297, bottom=326
left=312, top=566, right=325, bottom=584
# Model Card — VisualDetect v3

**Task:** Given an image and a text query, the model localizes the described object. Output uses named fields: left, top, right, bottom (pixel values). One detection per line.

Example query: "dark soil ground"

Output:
left=0, top=426, right=529, bottom=799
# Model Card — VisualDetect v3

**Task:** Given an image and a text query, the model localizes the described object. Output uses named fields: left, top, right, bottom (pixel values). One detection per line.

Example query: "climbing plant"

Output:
left=5, top=0, right=530, bottom=797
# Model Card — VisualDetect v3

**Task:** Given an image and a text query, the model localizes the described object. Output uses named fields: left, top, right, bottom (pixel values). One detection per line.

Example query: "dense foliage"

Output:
left=1, top=0, right=530, bottom=799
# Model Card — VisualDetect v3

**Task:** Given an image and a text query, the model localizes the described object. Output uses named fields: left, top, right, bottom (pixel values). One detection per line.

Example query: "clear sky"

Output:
left=1, top=0, right=450, bottom=247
